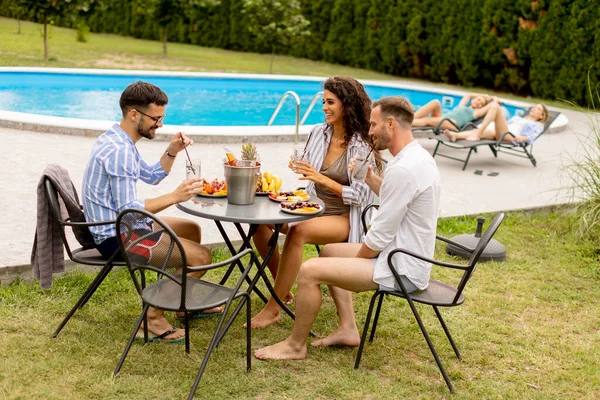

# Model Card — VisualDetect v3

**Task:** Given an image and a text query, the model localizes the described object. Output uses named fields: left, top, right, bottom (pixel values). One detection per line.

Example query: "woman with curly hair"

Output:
left=250, top=76, right=382, bottom=328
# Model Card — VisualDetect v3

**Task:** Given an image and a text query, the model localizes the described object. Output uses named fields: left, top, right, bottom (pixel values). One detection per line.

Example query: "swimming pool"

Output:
left=0, top=68, right=524, bottom=128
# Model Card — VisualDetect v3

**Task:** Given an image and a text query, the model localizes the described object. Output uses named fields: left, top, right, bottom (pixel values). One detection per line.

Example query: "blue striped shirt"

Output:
left=82, top=124, right=168, bottom=244
left=303, top=124, right=375, bottom=243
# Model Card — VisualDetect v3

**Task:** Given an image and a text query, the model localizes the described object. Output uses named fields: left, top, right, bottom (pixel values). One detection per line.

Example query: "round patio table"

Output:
left=177, top=195, right=325, bottom=333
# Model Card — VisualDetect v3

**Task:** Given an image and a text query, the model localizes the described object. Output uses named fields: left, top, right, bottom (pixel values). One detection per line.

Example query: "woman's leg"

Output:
left=252, top=224, right=294, bottom=305
left=249, top=214, right=350, bottom=328
left=444, top=103, right=506, bottom=141
left=414, top=99, right=442, bottom=119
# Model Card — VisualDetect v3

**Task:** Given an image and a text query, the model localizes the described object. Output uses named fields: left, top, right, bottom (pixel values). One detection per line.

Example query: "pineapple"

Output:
left=241, top=143, right=259, bottom=160
left=256, top=171, right=263, bottom=192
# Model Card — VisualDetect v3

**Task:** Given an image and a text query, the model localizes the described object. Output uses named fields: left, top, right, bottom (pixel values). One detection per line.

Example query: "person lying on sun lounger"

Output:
left=443, top=103, right=549, bottom=144
left=412, top=93, right=499, bottom=130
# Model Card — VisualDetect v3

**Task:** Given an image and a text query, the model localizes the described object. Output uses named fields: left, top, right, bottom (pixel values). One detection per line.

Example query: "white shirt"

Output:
left=364, top=141, right=441, bottom=290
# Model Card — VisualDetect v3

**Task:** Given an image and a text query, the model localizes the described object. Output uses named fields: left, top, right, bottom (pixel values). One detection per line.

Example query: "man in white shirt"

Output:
left=255, top=96, right=441, bottom=360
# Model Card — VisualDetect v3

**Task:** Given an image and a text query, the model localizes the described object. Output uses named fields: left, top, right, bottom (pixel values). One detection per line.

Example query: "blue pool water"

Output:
left=0, top=72, right=522, bottom=126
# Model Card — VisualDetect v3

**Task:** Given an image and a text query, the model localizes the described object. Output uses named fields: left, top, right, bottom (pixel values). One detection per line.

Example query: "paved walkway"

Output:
left=0, top=106, right=591, bottom=270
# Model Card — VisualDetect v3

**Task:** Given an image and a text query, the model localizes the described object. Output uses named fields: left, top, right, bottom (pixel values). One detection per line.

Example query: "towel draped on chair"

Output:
left=31, top=164, right=96, bottom=289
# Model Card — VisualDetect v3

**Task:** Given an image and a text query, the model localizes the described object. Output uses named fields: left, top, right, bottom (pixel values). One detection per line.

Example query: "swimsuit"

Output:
left=444, top=106, right=475, bottom=128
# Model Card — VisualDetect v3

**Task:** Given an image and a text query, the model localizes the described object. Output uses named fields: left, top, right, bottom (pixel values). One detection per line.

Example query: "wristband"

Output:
left=165, top=151, right=176, bottom=159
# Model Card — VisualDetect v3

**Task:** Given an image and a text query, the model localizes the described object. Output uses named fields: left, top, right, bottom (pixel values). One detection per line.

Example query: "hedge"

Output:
left=1, top=0, right=598, bottom=106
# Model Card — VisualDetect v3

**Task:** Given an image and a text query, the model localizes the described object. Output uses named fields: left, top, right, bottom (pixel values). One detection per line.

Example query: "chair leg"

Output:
left=246, top=293, right=252, bottom=372
left=406, top=299, right=453, bottom=393
left=188, top=300, right=240, bottom=400
left=488, top=144, right=498, bottom=158
left=184, top=312, right=191, bottom=354
left=52, top=262, right=114, bottom=338
left=354, top=291, right=380, bottom=369
left=462, top=149, right=474, bottom=171
left=114, top=304, right=149, bottom=377
left=369, top=292, right=385, bottom=343
left=432, top=141, right=442, bottom=157
left=433, top=306, right=461, bottom=360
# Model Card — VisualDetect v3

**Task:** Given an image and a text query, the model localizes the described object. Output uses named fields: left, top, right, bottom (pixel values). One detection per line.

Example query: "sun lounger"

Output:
left=430, top=110, right=560, bottom=170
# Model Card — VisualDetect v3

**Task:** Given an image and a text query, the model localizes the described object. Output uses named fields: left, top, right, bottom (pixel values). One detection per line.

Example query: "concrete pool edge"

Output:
left=0, top=67, right=569, bottom=141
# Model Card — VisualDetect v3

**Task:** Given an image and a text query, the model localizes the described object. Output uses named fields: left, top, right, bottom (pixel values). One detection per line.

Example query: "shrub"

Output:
left=76, top=21, right=89, bottom=42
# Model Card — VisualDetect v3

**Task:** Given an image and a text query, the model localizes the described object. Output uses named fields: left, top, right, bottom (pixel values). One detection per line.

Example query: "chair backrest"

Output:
left=116, top=208, right=189, bottom=308
left=519, top=108, right=560, bottom=142
left=453, top=212, right=505, bottom=302
left=45, top=178, right=76, bottom=259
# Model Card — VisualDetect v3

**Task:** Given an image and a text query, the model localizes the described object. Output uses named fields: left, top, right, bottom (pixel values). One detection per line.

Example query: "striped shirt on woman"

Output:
left=303, top=123, right=376, bottom=243
left=82, top=123, right=168, bottom=244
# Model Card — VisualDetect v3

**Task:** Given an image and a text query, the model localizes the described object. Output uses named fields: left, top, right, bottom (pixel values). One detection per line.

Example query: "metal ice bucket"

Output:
left=223, top=161, right=260, bottom=205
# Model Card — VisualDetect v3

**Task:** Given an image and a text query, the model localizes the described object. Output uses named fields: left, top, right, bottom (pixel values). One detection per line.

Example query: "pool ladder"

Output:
left=267, top=91, right=323, bottom=144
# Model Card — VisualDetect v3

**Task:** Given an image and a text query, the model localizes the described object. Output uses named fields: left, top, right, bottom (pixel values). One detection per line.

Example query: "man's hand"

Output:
left=172, top=177, right=203, bottom=203
left=166, top=132, right=193, bottom=155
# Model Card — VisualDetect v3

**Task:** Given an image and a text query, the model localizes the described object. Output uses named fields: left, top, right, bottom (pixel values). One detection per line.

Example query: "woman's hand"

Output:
left=294, top=161, right=323, bottom=184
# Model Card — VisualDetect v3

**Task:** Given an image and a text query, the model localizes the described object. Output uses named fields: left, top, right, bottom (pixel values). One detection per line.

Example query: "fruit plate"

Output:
left=268, top=190, right=310, bottom=202
left=279, top=201, right=322, bottom=215
left=198, top=191, right=227, bottom=198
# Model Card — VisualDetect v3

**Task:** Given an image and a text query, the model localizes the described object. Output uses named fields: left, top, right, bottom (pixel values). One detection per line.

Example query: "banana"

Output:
left=262, top=177, right=269, bottom=192
left=268, top=180, right=276, bottom=192
left=273, top=175, right=282, bottom=191
left=263, top=170, right=272, bottom=183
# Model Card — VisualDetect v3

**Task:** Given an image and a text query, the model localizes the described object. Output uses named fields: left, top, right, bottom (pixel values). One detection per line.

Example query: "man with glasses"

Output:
left=82, top=81, right=213, bottom=342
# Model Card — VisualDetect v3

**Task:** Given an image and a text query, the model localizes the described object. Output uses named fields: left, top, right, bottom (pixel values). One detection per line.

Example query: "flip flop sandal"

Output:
left=176, top=309, right=224, bottom=320
left=136, top=326, right=185, bottom=343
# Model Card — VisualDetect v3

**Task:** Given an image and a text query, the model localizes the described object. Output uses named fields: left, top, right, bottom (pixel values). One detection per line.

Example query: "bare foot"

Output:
left=443, top=129, right=457, bottom=142
left=244, top=307, right=281, bottom=329
left=284, top=292, right=294, bottom=306
left=143, top=313, right=185, bottom=341
left=255, top=339, right=307, bottom=360
left=311, top=327, right=360, bottom=348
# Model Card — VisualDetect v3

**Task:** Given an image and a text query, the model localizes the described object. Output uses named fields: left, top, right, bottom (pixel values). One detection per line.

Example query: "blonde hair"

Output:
left=539, top=104, right=549, bottom=123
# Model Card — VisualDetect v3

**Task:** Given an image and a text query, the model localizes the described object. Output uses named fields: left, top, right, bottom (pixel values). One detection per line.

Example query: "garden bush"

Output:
left=1, top=0, right=598, bottom=106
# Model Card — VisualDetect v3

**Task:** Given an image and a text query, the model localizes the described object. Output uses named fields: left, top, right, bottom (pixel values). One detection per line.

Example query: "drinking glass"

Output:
left=352, top=148, right=370, bottom=182
left=186, top=159, right=202, bottom=180
left=292, top=144, right=308, bottom=172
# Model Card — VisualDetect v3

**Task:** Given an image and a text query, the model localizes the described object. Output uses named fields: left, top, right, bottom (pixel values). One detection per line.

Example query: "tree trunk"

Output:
left=269, top=47, right=275, bottom=74
left=43, top=15, right=48, bottom=60
left=162, top=25, right=168, bottom=57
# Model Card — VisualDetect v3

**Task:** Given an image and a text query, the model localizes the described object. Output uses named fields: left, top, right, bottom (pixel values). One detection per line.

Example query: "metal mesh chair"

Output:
left=45, top=178, right=127, bottom=338
left=354, top=212, right=505, bottom=393
left=113, top=209, right=257, bottom=400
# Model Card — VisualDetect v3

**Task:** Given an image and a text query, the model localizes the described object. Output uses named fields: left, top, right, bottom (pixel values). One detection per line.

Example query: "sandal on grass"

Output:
left=176, top=308, right=224, bottom=320
left=135, top=326, right=185, bottom=343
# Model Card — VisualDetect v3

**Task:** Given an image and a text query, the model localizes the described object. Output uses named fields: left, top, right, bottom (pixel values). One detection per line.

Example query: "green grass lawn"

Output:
left=0, top=17, right=575, bottom=110
left=1, top=209, right=599, bottom=399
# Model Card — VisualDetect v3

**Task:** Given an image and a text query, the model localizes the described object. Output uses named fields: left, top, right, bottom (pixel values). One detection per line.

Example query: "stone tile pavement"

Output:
left=0, top=106, right=592, bottom=278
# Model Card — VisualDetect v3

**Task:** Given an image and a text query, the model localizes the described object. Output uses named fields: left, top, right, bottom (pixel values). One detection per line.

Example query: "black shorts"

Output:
left=96, top=236, right=124, bottom=261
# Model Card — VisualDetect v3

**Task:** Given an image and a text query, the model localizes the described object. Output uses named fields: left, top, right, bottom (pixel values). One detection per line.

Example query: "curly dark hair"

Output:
left=324, top=76, right=383, bottom=173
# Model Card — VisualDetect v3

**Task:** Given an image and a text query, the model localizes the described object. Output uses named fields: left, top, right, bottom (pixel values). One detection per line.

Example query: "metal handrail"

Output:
left=300, top=91, right=323, bottom=125
left=267, top=91, right=301, bottom=144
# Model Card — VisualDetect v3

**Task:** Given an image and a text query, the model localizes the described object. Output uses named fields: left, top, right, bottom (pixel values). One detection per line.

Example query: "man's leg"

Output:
left=159, top=216, right=215, bottom=325
left=311, top=243, right=363, bottom=347
left=254, top=253, right=377, bottom=360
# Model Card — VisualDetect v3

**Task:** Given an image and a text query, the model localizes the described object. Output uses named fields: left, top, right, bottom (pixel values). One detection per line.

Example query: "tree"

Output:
left=19, top=0, right=89, bottom=60
left=8, top=0, right=28, bottom=34
left=242, top=0, right=310, bottom=73
left=153, top=0, right=220, bottom=57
